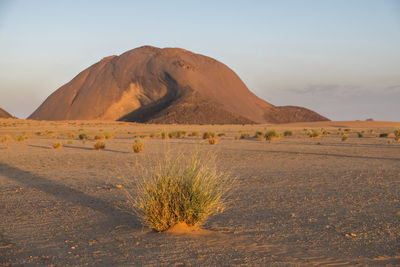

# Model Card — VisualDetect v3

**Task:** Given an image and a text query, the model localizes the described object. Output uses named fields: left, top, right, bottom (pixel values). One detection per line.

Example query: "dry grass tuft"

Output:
left=308, top=130, right=321, bottom=138
left=203, top=131, right=216, bottom=139
left=79, top=133, right=89, bottom=140
left=125, top=152, right=232, bottom=232
left=208, top=137, right=218, bottom=145
left=161, top=131, right=169, bottom=140
left=283, top=130, right=293, bottom=137
left=342, top=135, right=348, bottom=142
left=52, top=142, right=62, bottom=149
left=132, top=139, right=144, bottom=153
left=240, top=133, right=250, bottom=139
left=1, top=135, right=11, bottom=143
left=265, top=130, right=279, bottom=141
left=94, top=141, right=106, bottom=150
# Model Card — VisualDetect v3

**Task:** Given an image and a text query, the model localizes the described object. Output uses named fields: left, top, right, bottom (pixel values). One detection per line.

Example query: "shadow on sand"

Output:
left=0, top=162, right=141, bottom=229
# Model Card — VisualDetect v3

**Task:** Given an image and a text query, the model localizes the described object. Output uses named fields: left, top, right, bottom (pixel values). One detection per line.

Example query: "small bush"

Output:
left=203, top=131, right=216, bottom=139
left=342, top=136, right=348, bottom=142
left=67, top=133, right=76, bottom=139
left=1, top=135, right=11, bottom=143
left=254, top=131, right=264, bottom=138
left=127, top=153, right=231, bottom=231
left=189, top=131, right=201, bottom=137
left=208, top=137, right=218, bottom=145
left=283, top=130, right=293, bottom=137
left=393, top=129, right=400, bottom=138
left=240, top=133, right=250, bottom=139
left=13, top=135, right=26, bottom=142
left=52, top=142, right=62, bottom=149
left=67, top=140, right=73, bottom=145
left=308, top=130, right=321, bottom=138
left=357, top=132, right=363, bottom=138
left=79, top=133, right=88, bottom=140
left=161, top=132, right=169, bottom=140
left=217, top=133, right=226, bottom=137
left=379, top=133, right=389, bottom=138
left=132, top=139, right=144, bottom=153
left=104, top=133, right=114, bottom=140
left=94, top=141, right=106, bottom=150
left=169, top=131, right=186, bottom=138
left=265, top=130, right=279, bottom=141
left=94, top=134, right=105, bottom=140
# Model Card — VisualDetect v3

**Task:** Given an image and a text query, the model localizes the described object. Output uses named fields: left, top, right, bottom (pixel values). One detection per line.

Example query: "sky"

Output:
left=0, top=0, right=399, bottom=121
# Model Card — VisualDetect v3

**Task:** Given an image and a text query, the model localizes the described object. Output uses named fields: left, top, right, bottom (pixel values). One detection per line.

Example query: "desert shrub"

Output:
left=149, top=132, right=156, bottom=138
left=67, top=133, right=76, bottom=139
left=234, top=136, right=239, bottom=140
left=344, top=128, right=351, bottom=133
left=161, top=132, right=169, bottom=140
left=308, top=130, right=321, bottom=138
left=265, top=130, right=279, bottom=141
left=13, top=135, right=26, bottom=142
left=379, top=133, right=389, bottom=138
left=52, top=142, right=62, bottom=149
left=94, top=141, right=106, bottom=150
left=67, top=140, right=73, bottom=145
left=189, top=131, right=200, bottom=137
left=79, top=133, right=88, bottom=140
left=203, top=131, right=216, bottom=139
left=342, top=135, right=348, bottom=142
left=322, top=130, right=330, bottom=136
left=254, top=131, right=264, bottom=138
left=217, top=133, right=226, bottom=137
left=132, top=139, right=144, bottom=153
left=208, top=137, right=218, bottom=145
left=240, top=133, right=250, bottom=139
left=394, top=129, right=400, bottom=138
left=283, top=130, right=293, bottom=137
left=94, top=134, right=105, bottom=140
left=1, top=135, right=11, bottom=143
left=127, top=153, right=231, bottom=231
left=357, top=132, right=363, bottom=138
left=169, top=131, right=186, bottom=138
left=104, top=133, right=114, bottom=140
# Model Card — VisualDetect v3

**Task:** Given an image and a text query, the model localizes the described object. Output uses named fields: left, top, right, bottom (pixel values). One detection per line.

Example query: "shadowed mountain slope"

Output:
left=29, top=46, right=328, bottom=123
left=0, top=108, right=13, bottom=118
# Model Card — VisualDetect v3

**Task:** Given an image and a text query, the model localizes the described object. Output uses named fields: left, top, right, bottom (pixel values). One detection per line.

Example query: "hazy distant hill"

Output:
left=29, top=46, right=328, bottom=123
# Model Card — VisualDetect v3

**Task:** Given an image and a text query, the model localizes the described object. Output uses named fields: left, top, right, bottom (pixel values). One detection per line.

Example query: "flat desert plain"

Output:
left=1, top=119, right=399, bottom=266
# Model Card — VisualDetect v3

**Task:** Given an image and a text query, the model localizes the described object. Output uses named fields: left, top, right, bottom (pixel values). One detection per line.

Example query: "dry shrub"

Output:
left=1, top=135, right=11, bottom=143
left=189, top=131, right=200, bottom=137
left=342, top=135, right=348, bottom=142
left=357, top=132, right=363, bottom=138
left=208, top=137, right=218, bottom=145
left=379, top=133, right=389, bottom=138
left=94, top=134, right=105, bottom=140
left=13, top=135, right=26, bottom=142
left=126, top=152, right=232, bottom=232
left=283, top=130, right=293, bottom=137
left=79, top=133, right=88, bottom=140
left=203, top=131, right=216, bottom=139
left=265, top=130, right=279, bottom=141
left=161, top=132, right=169, bottom=140
left=217, top=133, right=226, bottom=137
left=104, top=133, right=114, bottom=139
left=240, top=133, right=250, bottom=139
left=94, top=141, right=106, bottom=150
left=52, top=142, right=62, bottom=149
left=308, top=130, right=321, bottom=138
left=132, top=139, right=144, bottom=153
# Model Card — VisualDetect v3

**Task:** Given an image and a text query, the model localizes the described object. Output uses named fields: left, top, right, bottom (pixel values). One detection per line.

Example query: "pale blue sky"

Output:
left=0, top=0, right=399, bottom=121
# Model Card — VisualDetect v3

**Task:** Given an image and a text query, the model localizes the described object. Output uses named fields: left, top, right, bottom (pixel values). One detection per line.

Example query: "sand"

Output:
left=0, top=119, right=399, bottom=265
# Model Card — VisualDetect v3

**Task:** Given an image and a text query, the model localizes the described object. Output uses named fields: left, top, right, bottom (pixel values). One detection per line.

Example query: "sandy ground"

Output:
left=1, top=119, right=399, bottom=266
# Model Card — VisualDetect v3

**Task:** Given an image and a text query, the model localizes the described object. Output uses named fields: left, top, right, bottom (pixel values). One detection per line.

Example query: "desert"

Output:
left=1, top=1, right=400, bottom=265
left=1, top=118, right=399, bottom=265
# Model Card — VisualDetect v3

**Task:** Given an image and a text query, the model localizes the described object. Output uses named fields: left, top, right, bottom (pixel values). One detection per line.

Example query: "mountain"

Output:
left=0, top=108, right=13, bottom=118
left=29, top=46, right=328, bottom=124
